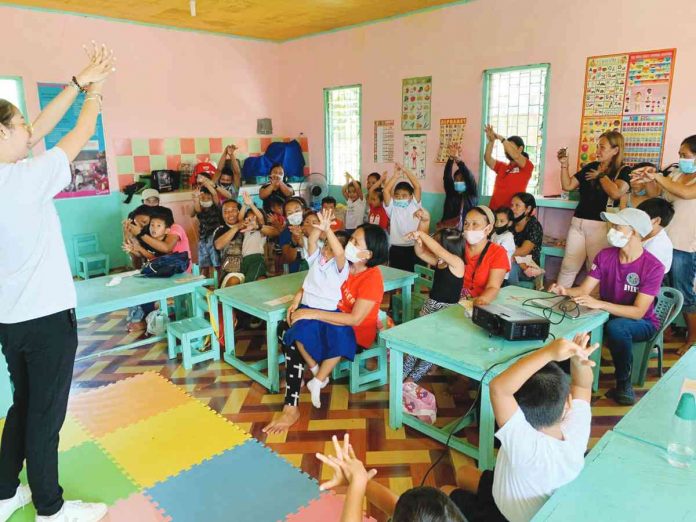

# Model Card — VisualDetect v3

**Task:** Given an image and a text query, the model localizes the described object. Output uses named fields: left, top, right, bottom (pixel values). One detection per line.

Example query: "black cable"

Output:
left=419, top=347, right=539, bottom=487
left=521, top=294, right=580, bottom=325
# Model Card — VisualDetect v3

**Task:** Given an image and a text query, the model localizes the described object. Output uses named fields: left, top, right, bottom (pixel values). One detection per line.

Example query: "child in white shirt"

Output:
left=239, top=191, right=279, bottom=282
left=383, top=163, right=422, bottom=272
left=444, top=334, right=595, bottom=522
left=342, top=173, right=367, bottom=234
left=492, top=207, right=517, bottom=280
left=637, top=198, right=675, bottom=272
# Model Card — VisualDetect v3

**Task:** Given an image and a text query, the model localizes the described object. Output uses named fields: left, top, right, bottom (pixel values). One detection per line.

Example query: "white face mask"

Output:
left=463, top=230, right=486, bottom=245
left=200, top=200, right=214, bottom=208
left=345, top=242, right=367, bottom=264
left=287, top=211, right=303, bottom=226
left=607, top=228, right=630, bottom=248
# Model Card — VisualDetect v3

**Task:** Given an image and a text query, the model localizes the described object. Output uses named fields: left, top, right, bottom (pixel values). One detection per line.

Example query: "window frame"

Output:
left=478, top=63, right=551, bottom=197
left=323, top=84, right=362, bottom=186
left=0, top=75, right=29, bottom=120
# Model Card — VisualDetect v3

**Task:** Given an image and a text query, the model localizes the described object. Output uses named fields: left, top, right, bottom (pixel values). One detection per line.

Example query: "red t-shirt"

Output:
left=331, top=218, right=345, bottom=232
left=368, top=205, right=390, bottom=230
left=462, top=241, right=510, bottom=297
left=338, top=266, right=384, bottom=348
left=488, top=160, right=534, bottom=211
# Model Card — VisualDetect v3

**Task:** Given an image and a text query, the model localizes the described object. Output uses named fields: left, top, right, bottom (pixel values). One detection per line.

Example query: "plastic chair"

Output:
left=392, top=265, right=433, bottom=323
left=630, top=287, right=683, bottom=386
left=166, top=267, right=220, bottom=370
left=332, top=311, right=391, bottom=393
left=73, top=233, right=109, bottom=279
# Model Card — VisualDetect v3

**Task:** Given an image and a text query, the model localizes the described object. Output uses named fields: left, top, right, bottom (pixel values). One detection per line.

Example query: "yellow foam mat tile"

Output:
left=69, top=372, right=193, bottom=437
left=98, top=400, right=250, bottom=488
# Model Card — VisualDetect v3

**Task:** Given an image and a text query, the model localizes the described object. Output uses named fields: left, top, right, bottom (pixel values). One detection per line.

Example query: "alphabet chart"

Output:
left=437, top=118, right=467, bottom=163
left=577, top=48, right=676, bottom=169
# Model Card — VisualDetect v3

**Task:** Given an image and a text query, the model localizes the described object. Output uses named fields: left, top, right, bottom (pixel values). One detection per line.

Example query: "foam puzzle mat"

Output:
left=5, top=372, right=376, bottom=521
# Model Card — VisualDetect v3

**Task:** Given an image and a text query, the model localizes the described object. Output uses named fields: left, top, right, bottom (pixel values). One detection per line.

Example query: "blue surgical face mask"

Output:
left=454, top=181, right=466, bottom=193
left=635, top=189, right=647, bottom=196
left=679, top=158, right=696, bottom=174
left=393, top=199, right=410, bottom=209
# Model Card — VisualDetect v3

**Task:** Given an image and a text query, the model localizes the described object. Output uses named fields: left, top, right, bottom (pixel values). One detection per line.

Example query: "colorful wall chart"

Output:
left=403, top=134, right=427, bottom=179
left=373, top=120, right=394, bottom=163
left=577, top=49, right=676, bottom=169
left=437, top=118, right=467, bottom=163
left=38, top=83, right=110, bottom=198
left=401, top=76, right=432, bottom=130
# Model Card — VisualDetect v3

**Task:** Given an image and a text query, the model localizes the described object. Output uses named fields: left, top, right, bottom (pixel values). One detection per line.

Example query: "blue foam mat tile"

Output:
left=146, top=439, right=321, bottom=522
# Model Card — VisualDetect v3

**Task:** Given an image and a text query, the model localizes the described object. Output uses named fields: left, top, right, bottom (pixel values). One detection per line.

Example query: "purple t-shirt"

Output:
left=589, top=247, right=664, bottom=328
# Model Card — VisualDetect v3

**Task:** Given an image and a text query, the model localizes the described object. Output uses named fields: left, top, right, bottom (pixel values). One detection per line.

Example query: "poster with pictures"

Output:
left=403, top=134, right=427, bottom=179
left=437, top=118, right=467, bottom=163
left=577, top=49, right=676, bottom=169
left=401, top=76, right=432, bottom=130
left=38, top=83, right=109, bottom=198
left=374, top=120, right=395, bottom=163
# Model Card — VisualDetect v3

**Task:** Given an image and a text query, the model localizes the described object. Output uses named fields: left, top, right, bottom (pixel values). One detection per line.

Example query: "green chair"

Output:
left=73, top=233, right=109, bottom=279
left=332, top=311, right=391, bottom=393
left=630, top=286, right=683, bottom=386
left=392, top=265, right=433, bottom=323
left=166, top=271, right=220, bottom=370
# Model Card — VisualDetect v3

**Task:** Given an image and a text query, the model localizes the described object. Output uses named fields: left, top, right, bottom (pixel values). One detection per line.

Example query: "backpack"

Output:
left=140, top=252, right=190, bottom=278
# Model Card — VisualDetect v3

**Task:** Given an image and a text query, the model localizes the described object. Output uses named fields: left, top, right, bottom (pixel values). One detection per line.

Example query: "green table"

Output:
left=215, top=266, right=418, bottom=392
left=532, top=430, right=696, bottom=521
left=75, top=272, right=211, bottom=360
left=614, top=347, right=696, bottom=450
left=380, top=285, right=609, bottom=470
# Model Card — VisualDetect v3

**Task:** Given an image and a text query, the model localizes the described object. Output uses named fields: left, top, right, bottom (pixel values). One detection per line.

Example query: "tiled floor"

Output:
left=69, top=308, right=683, bottom=521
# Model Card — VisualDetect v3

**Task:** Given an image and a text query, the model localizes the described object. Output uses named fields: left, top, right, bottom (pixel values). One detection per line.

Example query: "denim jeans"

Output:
left=507, top=262, right=533, bottom=285
left=605, top=317, right=657, bottom=383
left=669, top=249, right=696, bottom=313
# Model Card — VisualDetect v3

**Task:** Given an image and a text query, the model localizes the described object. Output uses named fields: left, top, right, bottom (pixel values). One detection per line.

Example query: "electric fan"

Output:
left=300, top=172, right=329, bottom=210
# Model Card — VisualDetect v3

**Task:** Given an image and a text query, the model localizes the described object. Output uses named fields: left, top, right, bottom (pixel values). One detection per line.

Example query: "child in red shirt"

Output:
left=367, top=188, right=389, bottom=231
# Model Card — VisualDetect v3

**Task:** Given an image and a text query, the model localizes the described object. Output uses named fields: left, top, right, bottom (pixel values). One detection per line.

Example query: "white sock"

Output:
left=310, top=364, right=319, bottom=376
left=307, top=378, right=323, bottom=408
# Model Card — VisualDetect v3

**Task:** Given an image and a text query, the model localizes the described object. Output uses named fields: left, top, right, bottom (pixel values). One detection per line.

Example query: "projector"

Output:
left=472, top=303, right=551, bottom=341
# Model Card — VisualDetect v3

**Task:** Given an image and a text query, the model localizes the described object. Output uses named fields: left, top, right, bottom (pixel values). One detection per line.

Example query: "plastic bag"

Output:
left=402, top=382, right=437, bottom=424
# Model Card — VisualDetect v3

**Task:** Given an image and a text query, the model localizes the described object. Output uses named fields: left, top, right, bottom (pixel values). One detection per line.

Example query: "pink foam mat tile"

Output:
left=105, top=493, right=171, bottom=522
left=284, top=492, right=377, bottom=522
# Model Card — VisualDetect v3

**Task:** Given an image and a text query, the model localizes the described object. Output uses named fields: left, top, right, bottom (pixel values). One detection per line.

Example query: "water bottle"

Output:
left=667, top=392, right=696, bottom=468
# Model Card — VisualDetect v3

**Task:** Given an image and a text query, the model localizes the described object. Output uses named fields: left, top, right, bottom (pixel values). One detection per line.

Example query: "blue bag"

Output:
left=140, top=252, right=190, bottom=278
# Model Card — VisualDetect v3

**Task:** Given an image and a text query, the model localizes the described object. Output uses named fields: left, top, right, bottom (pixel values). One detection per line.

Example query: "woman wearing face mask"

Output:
left=263, top=224, right=389, bottom=435
left=632, top=135, right=696, bottom=355
left=439, top=143, right=478, bottom=230
left=277, top=197, right=308, bottom=273
left=259, top=163, right=294, bottom=213
left=508, top=192, right=544, bottom=285
left=557, top=131, right=631, bottom=287
left=461, top=206, right=510, bottom=306
left=549, top=208, right=664, bottom=405
left=484, top=125, right=534, bottom=211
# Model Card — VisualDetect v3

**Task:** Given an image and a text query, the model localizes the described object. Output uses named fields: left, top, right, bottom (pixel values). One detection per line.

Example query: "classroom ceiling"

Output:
left=9, top=0, right=466, bottom=41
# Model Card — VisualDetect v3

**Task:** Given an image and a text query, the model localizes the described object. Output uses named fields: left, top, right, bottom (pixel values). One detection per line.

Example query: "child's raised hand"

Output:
left=316, top=434, right=350, bottom=491
left=241, top=191, right=253, bottom=207
left=192, top=187, right=201, bottom=200
left=547, top=335, right=598, bottom=366
left=316, top=434, right=377, bottom=491
left=313, top=209, right=334, bottom=232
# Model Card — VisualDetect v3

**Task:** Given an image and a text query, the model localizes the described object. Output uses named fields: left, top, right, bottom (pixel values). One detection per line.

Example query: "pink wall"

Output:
left=1, top=6, right=282, bottom=188
left=278, top=0, right=696, bottom=194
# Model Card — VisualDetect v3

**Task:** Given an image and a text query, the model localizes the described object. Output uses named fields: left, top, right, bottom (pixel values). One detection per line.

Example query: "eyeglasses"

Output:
left=10, top=121, right=33, bottom=134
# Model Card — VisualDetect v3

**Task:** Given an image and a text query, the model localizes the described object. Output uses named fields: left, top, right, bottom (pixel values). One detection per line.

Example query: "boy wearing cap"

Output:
left=142, top=188, right=160, bottom=206
left=550, top=208, right=665, bottom=405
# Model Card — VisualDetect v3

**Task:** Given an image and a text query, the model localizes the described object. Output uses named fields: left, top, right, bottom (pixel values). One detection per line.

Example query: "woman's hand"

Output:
left=290, top=225, right=303, bottom=244
left=316, top=434, right=377, bottom=492
left=405, top=230, right=423, bottom=247
left=75, top=41, right=116, bottom=86
left=473, top=295, right=492, bottom=306
left=584, top=167, right=603, bottom=181
left=573, top=295, right=603, bottom=310
left=484, top=125, right=497, bottom=143
left=557, top=148, right=569, bottom=169
left=286, top=303, right=299, bottom=324
left=125, top=220, right=142, bottom=237
left=413, top=207, right=430, bottom=223
left=290, top=308, right=318, bottom=325
left=548, top=283, right=567, bottom=296
left=631, top=166, right=659, bottom=183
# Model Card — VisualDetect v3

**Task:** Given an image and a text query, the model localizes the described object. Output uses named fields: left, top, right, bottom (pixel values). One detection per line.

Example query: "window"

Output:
left=324, top=85, right=361, bottom=185
left=480, top=64, right=550, bottom=196
left=0, top=76, right=28, bottom=118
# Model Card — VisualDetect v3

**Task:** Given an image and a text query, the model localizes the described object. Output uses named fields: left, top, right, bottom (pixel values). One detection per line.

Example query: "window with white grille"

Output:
left=0, top=77, right=26, bottom=116
left=324, top=85, right=361, bottom=185
left=480, top=65, right=550, bottom=195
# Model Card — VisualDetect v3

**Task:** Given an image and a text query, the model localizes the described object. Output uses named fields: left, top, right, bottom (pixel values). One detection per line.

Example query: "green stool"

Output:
left=332, top=311, right=391, bottom=393
left=392, top=265, right=433, bottom=323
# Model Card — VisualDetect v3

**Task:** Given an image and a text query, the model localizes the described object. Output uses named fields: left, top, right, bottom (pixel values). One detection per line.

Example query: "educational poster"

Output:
left=577, top=49, right=676, bottom=169
left=437, top=118, right=467, bottom=163
left=403, top=134, right=427, bottom=179
left=38, top=83, right=109, bottom=198
left=373, top=120, right=395, bottom=163
left=401, top=76, right=432, bottom=130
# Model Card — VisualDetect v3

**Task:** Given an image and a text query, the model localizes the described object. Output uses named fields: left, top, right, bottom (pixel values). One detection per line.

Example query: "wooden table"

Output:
left=215, top=266, right=418, bottom=392
left=380, top=285, right=609, bottom=470
left=613, top=347, right=696, bottom=450
left=75, top=271, right=211, bottom=360
left=532, top=430, right=696, bottom=521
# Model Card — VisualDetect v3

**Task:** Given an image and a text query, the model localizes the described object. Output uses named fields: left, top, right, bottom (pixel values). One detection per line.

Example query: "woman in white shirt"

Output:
left=0, top=44, right=114, bottom=522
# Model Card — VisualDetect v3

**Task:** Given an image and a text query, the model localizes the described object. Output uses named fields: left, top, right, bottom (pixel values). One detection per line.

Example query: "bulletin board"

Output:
left=38, top=83, right=110, bottom=198
left=577, top=48, right=676, bottom=169
left=373, top=120, right=395, bottom=163
left=401, top=76, right=432, bottom=130
left=437, top=118, right=467, bottom=163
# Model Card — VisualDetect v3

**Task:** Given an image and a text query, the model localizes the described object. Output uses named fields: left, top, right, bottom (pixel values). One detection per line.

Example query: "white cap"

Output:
left=601, top=208, right=652, bottom=238
left=142, top=188, right=160, bottom=201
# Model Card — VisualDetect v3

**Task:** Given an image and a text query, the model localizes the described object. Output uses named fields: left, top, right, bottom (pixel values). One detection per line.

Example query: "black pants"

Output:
left=0, top=309, right=78, bottom=516
left=449, top=470, right=507, bottom=522
left=279, top=322, right=304, bottom=407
